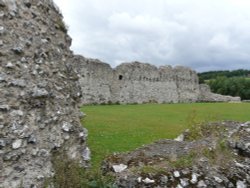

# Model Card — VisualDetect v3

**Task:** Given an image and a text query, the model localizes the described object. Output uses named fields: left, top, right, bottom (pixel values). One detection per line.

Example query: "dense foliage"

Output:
left=208, top=76, right=250, bottom=100
left=198, top=69, right=250, bottom=100
left=198, top=69, right=250, bottom=83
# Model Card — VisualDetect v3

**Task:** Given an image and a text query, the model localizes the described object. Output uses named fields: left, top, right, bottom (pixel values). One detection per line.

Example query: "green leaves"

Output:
left=208, top=76, right=250, bottom=100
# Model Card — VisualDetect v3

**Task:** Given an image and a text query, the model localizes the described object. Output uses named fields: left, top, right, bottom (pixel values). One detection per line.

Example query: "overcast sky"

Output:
left=54, top=0, right=250, bottom=72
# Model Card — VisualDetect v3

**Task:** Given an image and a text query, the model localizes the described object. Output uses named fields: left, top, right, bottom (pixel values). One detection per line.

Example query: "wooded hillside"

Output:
left=198, top=69, right=250, bottom=100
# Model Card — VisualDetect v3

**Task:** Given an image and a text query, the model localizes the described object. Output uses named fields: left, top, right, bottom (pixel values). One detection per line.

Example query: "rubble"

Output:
left=103, top=121, right=250, bottom=187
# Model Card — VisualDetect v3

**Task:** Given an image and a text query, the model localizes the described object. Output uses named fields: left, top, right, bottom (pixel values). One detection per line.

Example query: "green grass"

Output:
left=81, top=103, right=250, bottom=169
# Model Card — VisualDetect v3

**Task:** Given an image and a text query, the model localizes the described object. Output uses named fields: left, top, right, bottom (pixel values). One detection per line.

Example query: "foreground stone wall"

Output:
left=0, top=1, right=88, bottom=187
left=72, top=56, right=240, bottom=104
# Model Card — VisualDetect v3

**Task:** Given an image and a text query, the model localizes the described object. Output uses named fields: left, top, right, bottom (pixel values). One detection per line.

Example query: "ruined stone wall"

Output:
left=111, top=63, right=179, bottom=104
left=71, top=55, right=113, bottom=104
left=111, top=63, right=200, bottom=104
left=73, top=56, right=238, bottom=105
left=0, top=1, right=88, bottom=187
left=198, top=84, right=241, bottom=102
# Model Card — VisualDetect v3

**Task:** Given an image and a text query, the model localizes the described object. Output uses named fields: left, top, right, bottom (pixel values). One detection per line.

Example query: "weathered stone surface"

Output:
left=0, top=1, right=88, bottom=187
left=71, top=56, right=114, bottom=104
left=103, top=121, right=250, bottom=187
left=112, top=164, right=128, bottom=173
left=12, top=139, right=22, bottom=149
left=72, top=56, right=240, bottom=104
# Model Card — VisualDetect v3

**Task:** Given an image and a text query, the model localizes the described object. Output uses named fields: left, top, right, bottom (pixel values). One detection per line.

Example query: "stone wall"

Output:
left=198, top=84, right=241, bottom=102
left=71, top=55, right=113, bottom=104
left=72, top=56, right=240, bottom=104
left=0, top=1, right=88, bottom=187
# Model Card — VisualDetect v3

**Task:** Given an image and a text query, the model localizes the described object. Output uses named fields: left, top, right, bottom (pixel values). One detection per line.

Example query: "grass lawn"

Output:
left=81, top=103, right=250, bottom=169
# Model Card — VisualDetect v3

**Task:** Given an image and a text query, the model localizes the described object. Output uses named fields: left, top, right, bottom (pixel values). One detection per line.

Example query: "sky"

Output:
left=53, top=0, right=250, bottom=72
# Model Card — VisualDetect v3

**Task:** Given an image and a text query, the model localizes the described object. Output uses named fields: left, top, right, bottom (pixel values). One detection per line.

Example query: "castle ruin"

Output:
left=72, top=56, right=240, bottom=104
left=0, top=0, right=242, bottom=187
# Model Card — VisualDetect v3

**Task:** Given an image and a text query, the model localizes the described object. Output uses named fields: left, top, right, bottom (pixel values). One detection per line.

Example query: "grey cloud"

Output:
left=54, top=0, right=250, bottom=72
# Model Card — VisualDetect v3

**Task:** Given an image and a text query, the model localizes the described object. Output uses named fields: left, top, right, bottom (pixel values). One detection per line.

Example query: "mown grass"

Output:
left=81, top=103, right=250, bottom=169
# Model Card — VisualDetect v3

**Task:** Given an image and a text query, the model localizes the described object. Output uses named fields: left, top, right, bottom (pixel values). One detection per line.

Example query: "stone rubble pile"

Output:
left=103, top=121, right=250, bottom=188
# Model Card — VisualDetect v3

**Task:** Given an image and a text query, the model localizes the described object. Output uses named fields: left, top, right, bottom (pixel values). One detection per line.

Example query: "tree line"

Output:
left=198, top=69, right=250, bottom=100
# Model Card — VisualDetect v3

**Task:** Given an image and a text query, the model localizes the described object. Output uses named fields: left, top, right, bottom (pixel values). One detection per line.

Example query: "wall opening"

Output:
left=119, top=75, right=123, bottom=80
